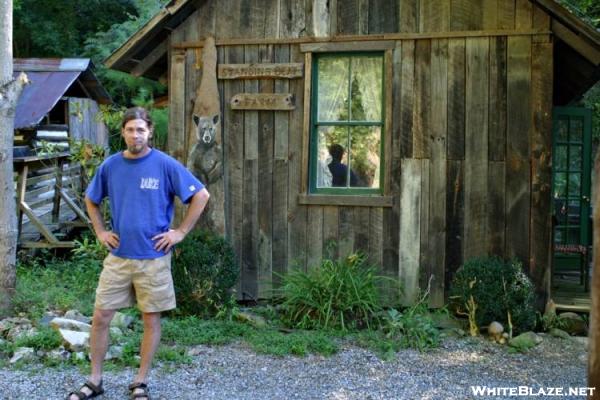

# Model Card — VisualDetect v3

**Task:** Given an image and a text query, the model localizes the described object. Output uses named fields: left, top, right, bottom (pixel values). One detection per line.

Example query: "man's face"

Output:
left=122, top=118, right=152, bottom=155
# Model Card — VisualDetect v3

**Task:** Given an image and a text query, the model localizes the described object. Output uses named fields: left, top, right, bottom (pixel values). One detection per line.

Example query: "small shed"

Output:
left=106, top=0, right=600, bottom=308
left=13, top=58, right=111, bottom=247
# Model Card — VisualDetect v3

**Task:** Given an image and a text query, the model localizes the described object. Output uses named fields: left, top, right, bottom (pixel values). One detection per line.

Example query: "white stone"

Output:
left=73, top=352, right=87, bottom=361
left=110, top=312, right=134, bottom=330
left=58, top=329, right=90, bottom=352
left=47, top=348, right=70, bottom=362
left=50, top=317, right=92, bottom=333
left=64, top=310, right=92, bottom=324
left=109, top=327, right=123, bottom=337
left=10, top=347, right=35, bottom=364
left=105, top=345, right=124, bottom=361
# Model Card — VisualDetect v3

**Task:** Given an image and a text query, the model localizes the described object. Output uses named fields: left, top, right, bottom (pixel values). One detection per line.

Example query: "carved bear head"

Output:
left=193, top=114, right=220, bottom=145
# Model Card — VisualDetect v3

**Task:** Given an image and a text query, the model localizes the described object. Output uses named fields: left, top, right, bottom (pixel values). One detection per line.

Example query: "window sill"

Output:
left=297, top=194, right=393, bottom=207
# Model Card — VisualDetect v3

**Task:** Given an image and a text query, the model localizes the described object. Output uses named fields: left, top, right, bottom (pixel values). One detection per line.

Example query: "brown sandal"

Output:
left=128, top=382, right=150, bottom=399
left=66, top=380, right=104, bottom=399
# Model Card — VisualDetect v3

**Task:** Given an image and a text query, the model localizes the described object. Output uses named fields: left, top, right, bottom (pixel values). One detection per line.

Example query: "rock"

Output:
left=488, top=322, right=504, bottom=342
left=429, top=313, right=463, bottom=330
left=509, top=332, right=542, bottom=351
left=8, top=327, right=38, bottom=342
left=0, top=317, right=33, bottom=340
left=105, top=345, right=124, bottom=361
left=235, top=311, right=267, bottom=328
left=47, top=347, right=70, bottom=362
left=110, top=312, right=135, bottom=330
left=558, top=312, right=587, bottom=336
left=572, top=336, right=589, bottom=350
left=455, top=328, right=466, bottom=337
left=187, top=346, right=205, bottom=357
left=50, top=317, right=92, bottom=333
left=64, top=310, right=92, bottom=324
left=110, top=327, right=123, bottom=337
left=58, top=329, right=90, bottom=352
left=549, top=328, right=571, bottom=339
left=10, top=347, right=35, bottom=364
left=73, top=352, right=87, bottom=361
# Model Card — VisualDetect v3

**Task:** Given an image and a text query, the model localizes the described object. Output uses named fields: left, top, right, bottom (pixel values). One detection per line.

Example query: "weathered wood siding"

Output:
left=167, top=0, right=554, bottom=304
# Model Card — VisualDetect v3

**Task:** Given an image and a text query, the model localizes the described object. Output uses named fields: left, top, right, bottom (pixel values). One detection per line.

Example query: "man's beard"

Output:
left=127, top=143, right=145, bottom=154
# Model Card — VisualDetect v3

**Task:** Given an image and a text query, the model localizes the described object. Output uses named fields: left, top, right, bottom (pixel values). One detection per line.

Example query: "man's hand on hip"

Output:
left=98, top=230, right=120, bottom=250
left=152, top=229, right=186, bottom=252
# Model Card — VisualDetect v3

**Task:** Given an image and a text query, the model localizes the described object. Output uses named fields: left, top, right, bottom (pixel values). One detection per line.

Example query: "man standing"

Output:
left=67, top=107, right=210, bottom=400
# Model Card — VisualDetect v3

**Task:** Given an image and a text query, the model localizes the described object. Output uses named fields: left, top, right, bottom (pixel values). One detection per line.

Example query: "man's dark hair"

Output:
left=328, top=143, right=345, bottom=162
left=122, top=106, right=153, bottom=130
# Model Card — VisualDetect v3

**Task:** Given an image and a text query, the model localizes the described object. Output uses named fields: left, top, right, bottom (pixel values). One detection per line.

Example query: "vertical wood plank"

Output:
left=464, top=37, right=489, bottom=259
left=338, top=207, right=355, bottom=258
left=450, top=0, right=483, bottom=31
left=447, top=38, right=465, bottom=160
left=399, top=158, right=422, bottom=305
left=368, top=0, right=398, bottom=33
left=488, top=36, right=507, bottom=162
left=288, top=44, right=307, bottom=272
left=223, top=45, right=245, bottom=295
left=413, top=40, right=431, bottom=159
left=184, top=48, right=199, bottom=166
left=369, top=207, right=384, bottom=270
left=301, top=52, right=312, bottom=194
left=488, top=161, right=506, bottom=256
left=497, top=0, right=516, bottom=30
left=272, top=44, right=290, bottom=289
left=337, top=0, right=359, bottom=35
left=384, top=49, right=393, bottom=195
left=257, top=45, right=274, bottom=298
left=322, top=206, right=339, bottom=259
left=428, top=38, right=448, bottom=307
left=358, top=0, right=369, bottom=35
left=419, top=0, right=450, bottom=32
left=355, top=207, right=370, bottom=254
left=400, top=40, right=415, bottom=158
left=532, top=4, right=551, bottom=43
left=445, top=160, right=464, bottom=293
left=419, top=159, right=430, bottom=294
left=506, top=36, right=531, bottom=263
left=515, top=0, right=532, bottom=30
left=280, top=0, right=307, bottom=38
left=329, top=0, right=338, bottom=36
left=399, top=0, right=418, bottom=33
left=482, top=0, right=498, bottom=29
left=530, top=42, right=553, bottom=304
left=244, top=46, right=259, bottom=160
left=306, top=206, right=324, bottom=269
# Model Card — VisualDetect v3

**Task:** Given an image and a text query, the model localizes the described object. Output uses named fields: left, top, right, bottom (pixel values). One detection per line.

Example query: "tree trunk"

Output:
left=590, top=150, right=600, bottom=398
left=0, top=0, right=27, bottom=318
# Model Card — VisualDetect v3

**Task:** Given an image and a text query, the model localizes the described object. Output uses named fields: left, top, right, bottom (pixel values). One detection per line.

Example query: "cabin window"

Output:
left=309, top=52, right=384, bottom=195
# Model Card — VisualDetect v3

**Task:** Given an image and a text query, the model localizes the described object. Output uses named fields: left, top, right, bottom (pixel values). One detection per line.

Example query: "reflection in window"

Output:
left=310, top=53, right=384, bottom=193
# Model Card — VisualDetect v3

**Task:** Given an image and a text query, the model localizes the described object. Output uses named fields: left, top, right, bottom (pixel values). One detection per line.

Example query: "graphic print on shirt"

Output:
left=140, top=177, right=160, bottom=190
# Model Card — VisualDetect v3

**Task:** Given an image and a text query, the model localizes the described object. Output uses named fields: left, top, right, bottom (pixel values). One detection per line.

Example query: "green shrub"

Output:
left=13, top=327, right=62, bottom=351
left=171, top=230, right=239, bottom=317
left=449, top=256, right=536, bottom=334
left=381, top=305, right=440, bottom=352
left=278, top=253, right=388, bottom=331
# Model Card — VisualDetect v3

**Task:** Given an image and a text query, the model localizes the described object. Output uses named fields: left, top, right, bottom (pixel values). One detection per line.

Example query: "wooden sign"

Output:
left=218, top=63, right=303, bottom=79
left=230, top=93, right=295, bottom=110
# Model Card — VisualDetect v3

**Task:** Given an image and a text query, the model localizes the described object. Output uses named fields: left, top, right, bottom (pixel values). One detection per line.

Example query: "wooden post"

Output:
left=590, top=150, right=600, bottom=398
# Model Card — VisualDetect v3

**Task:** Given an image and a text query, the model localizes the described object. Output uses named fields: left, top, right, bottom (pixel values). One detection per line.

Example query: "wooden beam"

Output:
left=297, top=194, right=393, bottom=207
left=300, top=40, right=396, bottom=52
left=532, top=0, right=600, bottom=47
left=172, top=30, right=551, bottom=49
left=131, top=40, right=168, bottom=77
left=552, top=20, right=600, bottom=65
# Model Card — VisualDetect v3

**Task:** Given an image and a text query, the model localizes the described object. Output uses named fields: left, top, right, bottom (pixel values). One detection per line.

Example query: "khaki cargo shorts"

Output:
left=95, top=252, right=176, bottom=313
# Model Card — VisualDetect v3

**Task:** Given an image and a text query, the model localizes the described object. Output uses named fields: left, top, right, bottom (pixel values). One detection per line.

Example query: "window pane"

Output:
left=350, top=57, right=382, bottom=121
left=349, top=126, right=381, bottom=188
left=568, top=199, right=581, bottom=225
left=557, top=118, right=568, bottom=141
left=568, top=173, right=581, bottom=196
left=569, top=145, right=582, bottom=170
left=317, top=126, right=350, bottom=188
left=570, top=117, right=583, bottom=142
left=317, top=57, right=350, bottom=122
left=554, top=173, right=567, bottom=197
left=555, top=145, right=567, bottom=170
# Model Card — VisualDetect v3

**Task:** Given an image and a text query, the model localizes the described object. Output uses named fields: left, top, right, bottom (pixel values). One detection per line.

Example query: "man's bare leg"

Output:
left=131, top=312, right=161, bottom=399
left=68, top=308, right=115, bottom=400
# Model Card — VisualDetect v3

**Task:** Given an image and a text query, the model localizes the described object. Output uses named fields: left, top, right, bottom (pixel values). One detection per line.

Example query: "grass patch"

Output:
left=246, top=329, right=338, bottom=357
left=13, top=254, right=101, bottom=318
left=12, top=326, right=63, bottom=351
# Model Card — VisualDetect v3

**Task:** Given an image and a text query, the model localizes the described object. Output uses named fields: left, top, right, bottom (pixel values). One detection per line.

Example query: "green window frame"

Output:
left=308, top=52, right=385, bottom=195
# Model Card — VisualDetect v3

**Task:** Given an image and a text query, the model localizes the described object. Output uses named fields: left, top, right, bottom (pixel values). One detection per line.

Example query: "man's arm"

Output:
left=152, top=188, right=210, bottom=252
left=84, top=196, right=120, bottom=249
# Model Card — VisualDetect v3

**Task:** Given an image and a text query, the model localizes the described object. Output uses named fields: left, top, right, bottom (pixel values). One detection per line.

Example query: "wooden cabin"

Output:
left=105, top=0, right=600, bottom=308
left=13, top=58, right=111, bottom=247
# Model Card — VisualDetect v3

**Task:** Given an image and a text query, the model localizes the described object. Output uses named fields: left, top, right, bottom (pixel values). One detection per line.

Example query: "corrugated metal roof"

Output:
left=13, top=58, right=112, bottom=129
left=13, top=70, right=80, bottom=129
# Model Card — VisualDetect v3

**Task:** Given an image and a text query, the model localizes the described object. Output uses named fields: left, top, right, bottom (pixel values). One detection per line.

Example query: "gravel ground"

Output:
left=0, top=334, right=588, bottom=400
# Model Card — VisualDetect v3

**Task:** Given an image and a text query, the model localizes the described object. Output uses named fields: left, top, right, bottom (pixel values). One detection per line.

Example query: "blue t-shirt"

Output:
left=85, top=149, right=204, bottom=259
